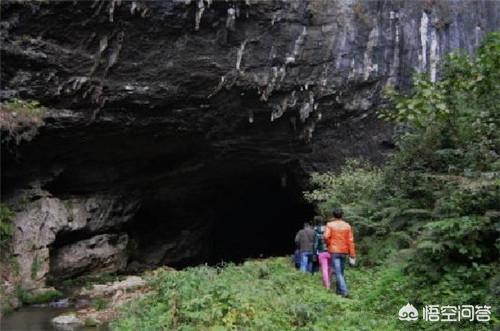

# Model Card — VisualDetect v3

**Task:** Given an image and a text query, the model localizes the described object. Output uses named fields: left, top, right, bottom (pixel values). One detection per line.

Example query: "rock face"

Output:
left=10, top=192, right=137, bottom=289
left=1, top=0, right=498, bottom=284
left=50, top=233, right=129, bottom=280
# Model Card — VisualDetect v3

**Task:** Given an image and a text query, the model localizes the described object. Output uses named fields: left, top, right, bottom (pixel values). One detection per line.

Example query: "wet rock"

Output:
left=67, top=274, right=149, bottom=325
left=50, top=234, right=128, bottom=279
left=74, top=298, right=91, bottom=310
left=49, top=298, right=70, bottom=308
left=51, top=313, right=84, bottom=330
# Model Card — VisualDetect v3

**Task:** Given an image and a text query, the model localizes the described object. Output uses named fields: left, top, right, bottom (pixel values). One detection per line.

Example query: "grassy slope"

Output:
left=111, top=257, right=492, bottom=331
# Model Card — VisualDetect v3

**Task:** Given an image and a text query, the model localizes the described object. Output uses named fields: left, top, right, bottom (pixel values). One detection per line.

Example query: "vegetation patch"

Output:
left=16, top=287, right=63, bottom=305
left=0, top=98, right=47, bottom=144
left=112, top=258, right=495, bottom=331
left=91, top=298, right=109, bottom=311
left=0, top=203, right=14, bottom=250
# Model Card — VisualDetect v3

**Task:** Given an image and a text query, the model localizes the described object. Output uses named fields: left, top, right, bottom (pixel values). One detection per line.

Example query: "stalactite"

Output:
left=236, top=40, right=247, bottom=72
left=195, top=0, right=205, bottom=31
left=419, top=11, right=429, bottom=72
left=226, top=7, right=236, bottom=30
left=104, top=31, right=124, bottom=76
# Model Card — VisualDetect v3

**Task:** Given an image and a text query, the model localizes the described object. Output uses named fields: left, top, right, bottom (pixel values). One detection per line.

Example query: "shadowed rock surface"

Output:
left=1, top=0, right=498, bottom=286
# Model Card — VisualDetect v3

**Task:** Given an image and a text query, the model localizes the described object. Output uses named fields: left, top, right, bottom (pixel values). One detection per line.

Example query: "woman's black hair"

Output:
left=332, top=208, right=343, bottom=219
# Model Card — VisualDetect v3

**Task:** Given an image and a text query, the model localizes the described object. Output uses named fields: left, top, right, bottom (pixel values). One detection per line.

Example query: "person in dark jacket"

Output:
left=293, top=248, right=301, bottom=269
left=313, top=221, right=331, bottom=289
left=294, top=222, right=315, bottom=273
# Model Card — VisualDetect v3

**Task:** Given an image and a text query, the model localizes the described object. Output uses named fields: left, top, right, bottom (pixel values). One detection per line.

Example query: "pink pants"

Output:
left=318, top=252, right=332, bottom=289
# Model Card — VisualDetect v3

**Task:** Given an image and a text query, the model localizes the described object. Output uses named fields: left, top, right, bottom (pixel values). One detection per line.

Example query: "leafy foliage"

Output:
left=0, top=98, right=47, bottom=144
left=0, top=203, right=14, bottom=250
left=0, top=98, right=46, bottom=116
left=304, top=159, right=382, bottom=218
left=15, top=287, right=63, bottom=305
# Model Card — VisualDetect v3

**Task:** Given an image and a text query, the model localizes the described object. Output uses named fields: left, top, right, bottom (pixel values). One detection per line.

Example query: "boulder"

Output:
left=10, top=194, right=137, bottom=288
left=50, top=234, right=128, bottom=279
left=80, top=275, right=146, bottom=298
left=51, top=313, right=84, bottom=330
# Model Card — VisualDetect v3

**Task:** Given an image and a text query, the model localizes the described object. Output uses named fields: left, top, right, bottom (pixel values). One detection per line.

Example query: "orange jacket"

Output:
left=324, top=219, right=356, bottom=258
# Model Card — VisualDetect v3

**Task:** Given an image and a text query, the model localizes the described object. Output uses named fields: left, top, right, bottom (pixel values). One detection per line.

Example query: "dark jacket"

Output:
left=295, top=227, right=315, bottom=252
left=313, top=226, right=327, bottom=253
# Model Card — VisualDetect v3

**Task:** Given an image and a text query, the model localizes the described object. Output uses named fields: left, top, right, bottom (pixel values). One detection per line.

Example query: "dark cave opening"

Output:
left=208, top=170, right=314, bottom=265
left=126, top=164, right=315, bottom=269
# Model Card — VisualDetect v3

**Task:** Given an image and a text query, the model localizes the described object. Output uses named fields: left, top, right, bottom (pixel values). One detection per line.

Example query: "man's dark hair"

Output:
left=332, top=208, right=343, bottom=219
left=313, top=215, right=324, bottom=225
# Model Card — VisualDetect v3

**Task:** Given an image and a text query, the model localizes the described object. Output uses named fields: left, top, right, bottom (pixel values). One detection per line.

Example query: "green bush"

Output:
left=1, top=98, right=46, bottom=116
left=304, top=159, right=382, bottom=218
left=0, top=203, right=14, bottom=250
left=92, top=298, right=109, bottom=310
left=16, top=287, right=63, bottom=305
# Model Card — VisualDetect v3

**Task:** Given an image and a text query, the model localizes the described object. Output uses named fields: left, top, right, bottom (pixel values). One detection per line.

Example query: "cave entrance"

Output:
left=127, top=162, right=315, bottom=269
left=209, top=167, right=314, bottom=265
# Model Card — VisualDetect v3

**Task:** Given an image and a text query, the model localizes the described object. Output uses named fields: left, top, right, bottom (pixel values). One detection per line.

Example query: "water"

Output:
left=1, top=307, right=106, bottom=331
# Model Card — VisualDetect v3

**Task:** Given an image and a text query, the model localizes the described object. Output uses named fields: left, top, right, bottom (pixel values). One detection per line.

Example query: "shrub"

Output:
left=16, top=287, right=63, bottom=305
left=92, top=298, right=109, bottom=310
left=1, top=98, right=46, bottom=116
left=0, top=204, right=14, bottom=250
left=0, top=98, right=47, bottom=144
left=304, top=159, right=382, bottom=218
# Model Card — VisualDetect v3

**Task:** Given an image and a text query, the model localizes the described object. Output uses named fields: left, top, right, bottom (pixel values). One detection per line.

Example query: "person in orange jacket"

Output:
left=324, top=208, right=356, bottom=297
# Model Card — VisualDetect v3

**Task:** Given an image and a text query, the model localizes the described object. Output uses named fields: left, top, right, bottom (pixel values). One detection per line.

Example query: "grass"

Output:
left=111, top=257, right=495, bottom=331
left=16, top=287, right=63, bottom=305
left=92, top=298, right=109, bottom=310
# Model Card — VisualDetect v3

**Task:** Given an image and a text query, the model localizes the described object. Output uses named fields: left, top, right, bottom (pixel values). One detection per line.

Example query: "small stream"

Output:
left=1, top=307, right=107, bottom=331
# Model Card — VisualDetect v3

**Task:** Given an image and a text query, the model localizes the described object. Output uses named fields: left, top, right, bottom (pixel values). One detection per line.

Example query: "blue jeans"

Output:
left=293, top=250, right=301, bottom=269
left=299, top=251, right=313, bottom=273
left=332, top=253, right=348, bottom=296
